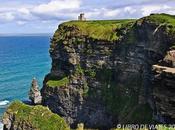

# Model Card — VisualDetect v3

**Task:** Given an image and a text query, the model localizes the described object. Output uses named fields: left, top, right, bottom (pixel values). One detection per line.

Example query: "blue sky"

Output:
left=0, top=0, right=175, bottom=34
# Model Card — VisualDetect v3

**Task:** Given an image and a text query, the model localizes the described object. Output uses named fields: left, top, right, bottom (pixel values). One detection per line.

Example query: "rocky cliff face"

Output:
left=41, top=14, right=175, bottom=129
left=152, top=54, right=175, bottom=123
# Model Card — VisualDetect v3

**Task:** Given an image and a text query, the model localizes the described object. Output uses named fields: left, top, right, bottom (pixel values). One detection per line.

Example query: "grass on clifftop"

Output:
left=145, top=13, right=175, bottom=46
left=62, top=19, right=135, bottom=41
left=46, top=77, right=69, bottom=87
left=3, top=101, right=69, bottom=130
left=53, top=13, right=175, bottom=44
left=144, top=13, right=175, bottom=25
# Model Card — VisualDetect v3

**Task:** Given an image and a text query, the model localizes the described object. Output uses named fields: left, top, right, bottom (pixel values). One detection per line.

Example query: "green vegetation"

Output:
left=84, top=69, right=96, bottom=78
left=75, top=64, right=84, bottom=76
left=74, top=64, right=89, bottom=96
left=143, top=14, right=175, bottom=48
left=170, top=45, right=175, bottom=50
left=144, top=13, right=175, bottom=25
left=62, top=20, right=135, bottom=41
left=3, top=101, right=69, bottom=130
left=124, top=26, right=137, bottom=44
left=124, top=13, right=175, bottom=45
left=46, top=77, right=69, bottom=87
left=52, top=13, right=175, bottom=47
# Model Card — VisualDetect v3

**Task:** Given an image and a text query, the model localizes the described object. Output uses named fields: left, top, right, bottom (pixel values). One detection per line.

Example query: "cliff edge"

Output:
left=41, top=13, right=175, bottom=129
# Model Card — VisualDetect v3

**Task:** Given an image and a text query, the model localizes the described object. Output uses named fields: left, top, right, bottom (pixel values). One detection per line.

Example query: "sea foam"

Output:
left=0, top=122, right=3, bottom=130
left=0, top=100, right=9, bottom=106
left=0, top=100, right=8, bottom=130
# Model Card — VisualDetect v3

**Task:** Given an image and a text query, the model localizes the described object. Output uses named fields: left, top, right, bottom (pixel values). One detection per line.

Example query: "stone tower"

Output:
left=29, top=78, right=42, bottom=104
left=78, top=13, right=86, bottom=21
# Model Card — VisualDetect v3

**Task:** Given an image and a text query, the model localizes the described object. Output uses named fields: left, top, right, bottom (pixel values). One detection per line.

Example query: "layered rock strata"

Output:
left=41, top=14, right=175, bottom=129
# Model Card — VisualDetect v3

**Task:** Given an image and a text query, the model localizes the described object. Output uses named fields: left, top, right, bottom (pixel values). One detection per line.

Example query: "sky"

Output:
left=0, top=0, right=175, bottom=34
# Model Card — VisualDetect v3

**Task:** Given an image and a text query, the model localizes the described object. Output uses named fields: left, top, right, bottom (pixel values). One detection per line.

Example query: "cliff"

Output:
left=152, top=65, right=175, bottom=122
left=3, top=101, right=69, bottom=130
left=3, top=13, right=175, bottom=130
left=41, top=13, right=175, bottom=129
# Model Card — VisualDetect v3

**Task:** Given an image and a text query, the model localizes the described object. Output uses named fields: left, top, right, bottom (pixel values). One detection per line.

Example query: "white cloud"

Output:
left=33, top=0, right=81, bottom=14
left=105, top=9, right=120, bottom=17
left=0, top=0, right=174, bottom=23
left=16, top=21, right=26, bottom=25
left=78, top=3, right=175, bottom=20
left=0, top=0, right=175, bottom=33
left=18, top=8, right=30, bottom=15
left=124, top=6, right=136, bottom=14
left=0, top=12, right=15, bottom=22
left=0, top=0, right=82, bottom=24
left=167, top=9, right=175, bottom=15
left=141, top=5, right=171, bottom=16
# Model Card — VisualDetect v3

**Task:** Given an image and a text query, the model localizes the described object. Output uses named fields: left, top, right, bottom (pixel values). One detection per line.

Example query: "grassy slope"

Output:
left=61, top=19, right=135, bottom=41
left=144, top=13, right=175, bottom=25
left=53, top=13, right=175, bottom=44
left=3, top=101, right=69, bottom=130
left=46, top=77, right=69, bottom=87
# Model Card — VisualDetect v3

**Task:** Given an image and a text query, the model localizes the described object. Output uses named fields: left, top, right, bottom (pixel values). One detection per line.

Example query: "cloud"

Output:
left=0, top=0, right=175, bottom=33
left=0, top=12, right=15, bottom=22
left=124, top=6, right=137, bottom=14
left=33, top=0, right=81, bottom=14
left=83, top=2, right=175, bottom=20
left=16, top=21, right=26, bottom=25
left=29, top=0, right=81, bottom=21
left=104, top=9, right=120, bottom=17
left=0, top=0, right=81, bottom=23
left=32, top=0, right=81, bottom=20
left=0, top=0, right=175, bottom=23
left=18, top=8, right=30, bottom=15
left=141, top=5, right=171, bottom=16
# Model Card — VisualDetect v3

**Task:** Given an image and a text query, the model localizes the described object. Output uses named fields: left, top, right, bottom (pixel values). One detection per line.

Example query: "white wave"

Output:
left=0, top=122, right=3, bottom=130
left=0, top=100, right=9, bottom=106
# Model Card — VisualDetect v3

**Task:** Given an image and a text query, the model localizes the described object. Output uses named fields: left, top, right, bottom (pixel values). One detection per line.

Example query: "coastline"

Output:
left=0, top=122, right=3, bottom=130
left=0, top=100, right=9, bottom=130
left=0, top=118, right=3, bottom=130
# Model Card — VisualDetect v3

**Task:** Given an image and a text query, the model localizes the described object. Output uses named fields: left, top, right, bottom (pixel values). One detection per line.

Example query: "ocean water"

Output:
left=0, top=36, right=51, bottom=127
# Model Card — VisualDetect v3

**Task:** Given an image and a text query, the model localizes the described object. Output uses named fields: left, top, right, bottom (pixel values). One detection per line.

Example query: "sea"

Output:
left=0, top=35, right=52, bottom=129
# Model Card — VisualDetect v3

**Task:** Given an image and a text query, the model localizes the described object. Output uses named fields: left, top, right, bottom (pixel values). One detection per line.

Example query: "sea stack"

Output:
left=29, top=78, right=42, bottom=104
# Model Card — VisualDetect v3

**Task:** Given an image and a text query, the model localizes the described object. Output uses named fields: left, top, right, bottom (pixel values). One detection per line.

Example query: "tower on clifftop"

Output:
left=78, top=13, right=86, bottom=21
left=29, top=78, right=42, bottom=104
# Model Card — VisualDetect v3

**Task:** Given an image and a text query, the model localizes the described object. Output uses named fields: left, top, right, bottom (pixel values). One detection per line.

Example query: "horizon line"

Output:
left=0, top=33, right=53, bottom=36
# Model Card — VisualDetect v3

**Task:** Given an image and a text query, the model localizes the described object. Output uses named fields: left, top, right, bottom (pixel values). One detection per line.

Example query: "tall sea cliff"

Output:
left=3, top=13, right=175, bottom=130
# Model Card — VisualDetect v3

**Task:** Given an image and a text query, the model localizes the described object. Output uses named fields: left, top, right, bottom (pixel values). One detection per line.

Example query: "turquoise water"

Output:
left=0, top=36, right=51, bottom=118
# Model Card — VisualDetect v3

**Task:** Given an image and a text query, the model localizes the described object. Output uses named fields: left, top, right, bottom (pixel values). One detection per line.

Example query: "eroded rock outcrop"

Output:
left=3, top=101, right=69, bottom=130
left=29, top=78, right=42, bottom=104
left=40, top=14, right=175, bottom=129
left=152, top=53, right=175, bottom=123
